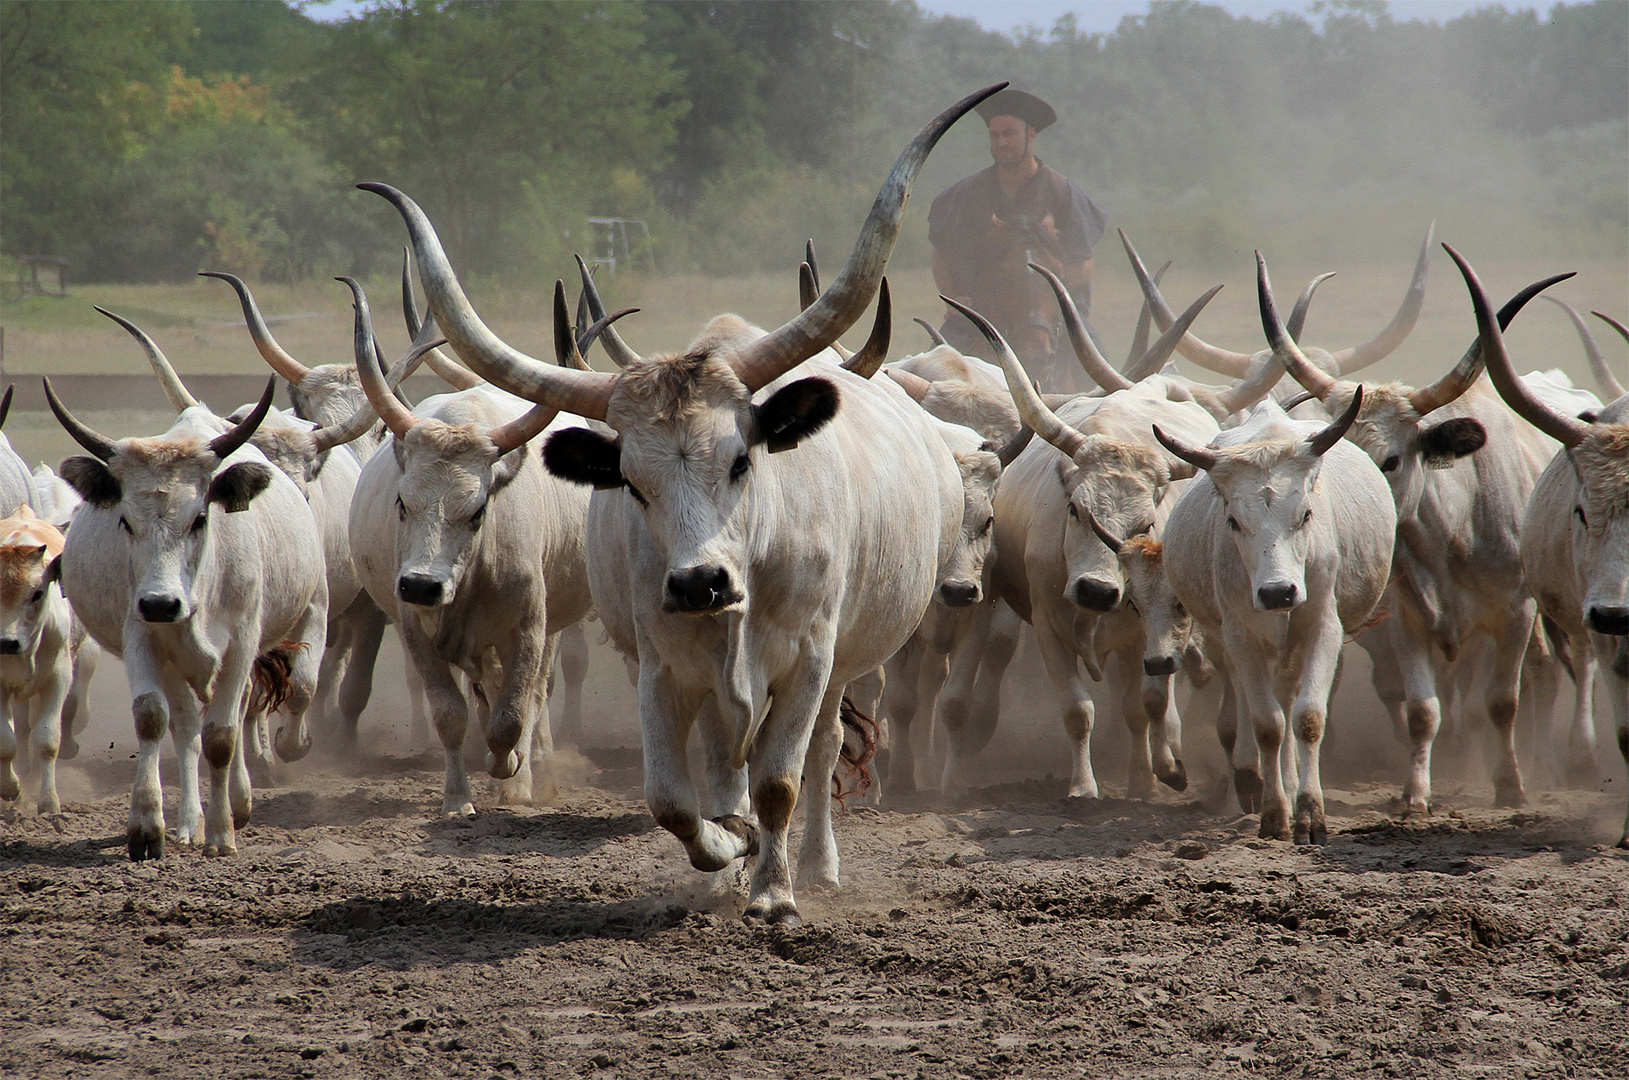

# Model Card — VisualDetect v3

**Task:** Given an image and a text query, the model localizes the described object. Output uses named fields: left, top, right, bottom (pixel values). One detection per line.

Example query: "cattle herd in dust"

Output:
left=1, top=86, right=1625, bottom=927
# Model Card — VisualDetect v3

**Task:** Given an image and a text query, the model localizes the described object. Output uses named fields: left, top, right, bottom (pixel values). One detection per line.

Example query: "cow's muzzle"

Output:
left=1587, top=606, right=1629, bottom=636
left=0, top=638, right=22, bottom=656
left=398, top=573, right=446, bottom=607
left=1143, top=655, right=1178, bottom=677
left=939, top=580, right=980, bottom=607
left=137, top=595, right=184, bottom=623
left=1072, top=578, right=1120, bottom=612
left=665, top=565, right=741, bottom=614
left=1256, top=582, right=1299, bottom=610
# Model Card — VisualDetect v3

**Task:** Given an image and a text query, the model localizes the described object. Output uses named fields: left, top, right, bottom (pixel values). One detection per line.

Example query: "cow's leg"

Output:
left=553, top=622, right=589, bottom=742
left=335, top=601, right=388, bottom=748
left=491, top=632, right=556, bottom=806
left=939, top=607, right=986, bottom=793
left=1290, top=616, right=1344, bottom=845
left=881, top=636, right=924, bottom=796
left=1594, top=633, right=1628, bottom=847
left=845, top=668, right=886, bottom=805
left=1117, top=654, right=1157, bottom=800
left=401, top=621, right=476, bottom=816
left=1144, top=668, right=1186, bottom=792
left=796, top=683, right=847, bottom=894
left=200, top=644, right=258, bottom=857
left=1484, top=606, right=1534, bottom=808
left=400, top=626, right=432, bottom=747
left=1035, top=608, right=1098, bottom=798
left=640, top=662, right=751, bottom=873
left=1559, top=637, right=1598, bottom=788
left=1212, top=667, right=1260, bottom=812
left=270, top=607, right=323, bottom=766
left=696, top=695, right=749, bottom=820
left=743, top=652, right=837, bottom=926
left=1395, top=633, right=1443, bottom=817
left=0, top=695, right=17, bottom=804
left=915, top=643, right=951, bottom=789
left=60, top=637, right=97, bottom=761
left=30, top=652, right=74, bottom=817
left=1359, top=624, right=1410, bottom=747
left=1226, top=641, right=1289, bottom=840
left=312, top=624, right=349, bottom=743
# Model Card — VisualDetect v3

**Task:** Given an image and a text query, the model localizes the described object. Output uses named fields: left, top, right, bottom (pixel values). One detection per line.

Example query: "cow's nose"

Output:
left=1587, top=606, right=1629, bottom=636
left=667, top=566, right=733, bottom=612
left=1073, top=578, right=1120, bottom=612
left=0, top=639, right=22, bottom=655
left=940, top=581, right=980, bottom=607
left=398, top=574, right=444, bottom=607
left=138, top=595, right=183, bottom=623
left=1143, top=655, right=1178, bottom=677
left=1257, top=582, right=1299, bottom=610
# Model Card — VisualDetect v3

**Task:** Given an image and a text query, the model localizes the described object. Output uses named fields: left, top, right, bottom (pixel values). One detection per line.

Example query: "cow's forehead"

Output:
left=1210, top=441, right=1319, bottom=494
left=109, top=438, right=218, bottom=497
left=609, top=352, right=751, bottom=429
left=1576, top=426, right=1629, bottom=510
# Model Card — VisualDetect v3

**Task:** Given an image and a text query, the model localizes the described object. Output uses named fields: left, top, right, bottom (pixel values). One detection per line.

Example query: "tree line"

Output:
left=2, top=0, right=1623, bottom=285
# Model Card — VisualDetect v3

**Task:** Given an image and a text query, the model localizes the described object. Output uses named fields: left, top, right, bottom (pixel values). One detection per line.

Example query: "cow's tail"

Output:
left=248, top=640, right=310, bottom=716
left=832, top=695, right=879, bottom=809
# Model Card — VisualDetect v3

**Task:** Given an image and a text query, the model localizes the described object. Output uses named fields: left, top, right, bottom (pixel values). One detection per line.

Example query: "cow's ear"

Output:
left=544, top=428, right=623, bottom=489
left=207, top=461, right=274, bottom=513
left=45, top=554, right=64, bottom=586
left=490, top=443, right=529, bottom=496
left=1418, top=417, right=1486, bottom=464
left=60, top=456, right=121, bottom=509
left=753, top=377, right=839, bottom=453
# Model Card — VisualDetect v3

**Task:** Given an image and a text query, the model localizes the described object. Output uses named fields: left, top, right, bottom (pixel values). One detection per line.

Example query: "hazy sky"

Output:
left=914, top=1, right=1528, bottom=35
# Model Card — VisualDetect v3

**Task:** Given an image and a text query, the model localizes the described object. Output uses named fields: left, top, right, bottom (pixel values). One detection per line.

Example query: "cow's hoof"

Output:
left=743, top=901, right=800, bottom=927
left=37, top=795, right=62, bottom=818
left=1617, top=834, right=1629, bottom=850
left=1158, top=759, right=1189, bottom=793
left=1293, top=820, right=1328, bottom=846
left=1493, top=785, right=1528, bottom=809
left=443, top=802, right=476, bottom=818
left=0, top=774, right=19, bottom=802
left=273, top=727, right=312, bottom=764
left=203, top=842, right=237, bottom=858
left=713, top=815, right=760, bottom=859
left=486, top=749, right=520, bottom=781
left=60, top=736, right=79, bottom=760
left=232, top=809, right=252, bottom=830
left=1258, top=805, right=1291, bottom=841
left=1233, top=769, right=1262, bottom=814
left=128, top=825, right=165, bottom=861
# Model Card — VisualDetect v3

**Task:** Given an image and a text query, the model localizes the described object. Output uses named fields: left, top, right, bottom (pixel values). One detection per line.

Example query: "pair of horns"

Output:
left=795, top=240, right=893, bottom=378
left=47, top=375, right=276, bottom=465
left=363, top=83, right=1006, bottom=420
left=1151, top=387, right=1365, bottom=473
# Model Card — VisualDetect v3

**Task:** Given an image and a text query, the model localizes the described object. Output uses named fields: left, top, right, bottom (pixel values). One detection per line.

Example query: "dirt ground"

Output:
left=2, top=633, right=1627, bottom=1080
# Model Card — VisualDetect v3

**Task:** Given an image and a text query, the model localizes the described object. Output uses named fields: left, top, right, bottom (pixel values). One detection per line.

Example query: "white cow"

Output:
left=0, top=389, right=35, bottom=519
left=1466, top=254, right=1629, bottom=846
left=1272, top=252, right=1575, bottom=813
left=26, top=464, right=99, bottom=761
left=0, top=507, right=86, bottom=817
left=1158, top=255, right=1396, bottom=841
left=48, top=380, right=327, bottom=859
left=369, top=85, right=1000, bottom=924
left=344, top=278, right=594, bottom=815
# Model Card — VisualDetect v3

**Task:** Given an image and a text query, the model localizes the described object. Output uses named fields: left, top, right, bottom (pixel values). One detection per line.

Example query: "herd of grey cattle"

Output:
left=1, top=86, right=1624, bottom=927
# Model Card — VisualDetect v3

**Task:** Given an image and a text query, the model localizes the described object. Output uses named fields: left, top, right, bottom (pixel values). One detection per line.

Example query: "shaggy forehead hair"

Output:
left=615, top=352, right=750, bottom=425
left=1123, top=535, right=1163, bottom=559
left=404, top=419, right=501, bottom=458
left=115, top=436, right=210, bottom=470
left=1212, top=437, right=1318, bottom=479
left=1576, top=425, right=1629, bottom=506
left=1075, top=434, right=1167, bottom=477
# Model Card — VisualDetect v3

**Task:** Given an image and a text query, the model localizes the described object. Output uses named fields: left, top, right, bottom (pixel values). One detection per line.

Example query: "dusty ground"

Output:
left=2, top=634, right=1626, bottom=1080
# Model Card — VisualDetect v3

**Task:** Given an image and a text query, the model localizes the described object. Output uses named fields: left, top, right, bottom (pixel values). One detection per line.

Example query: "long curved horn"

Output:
left=0, top=386, right=10, bottom=431
left=1030, top=262, right=1130, bottom=391
left=363, top=184, right=617, bottom=420
left=1407, top=265, right=1579, bottom=416
left=798, top=263, right=819, bottom=312
left=1588, top=311, right=1629, bottom=400
left=1258, top=251, right=1338, bottom=401
left=945, top=296, right=1087, bottom=459
left=885, top=367, right=931, bottom=401
left=1123, top=230, right=1256, bottom=377
left=94, top=306, right=201, bottom=411
left=309, top=334, right=449, bottom=453
left=1085, top=508, right=1124, bottom=554
left=805, top=239, right=820, bottom=294
left=1307, top=385, right=1363, bottom=457
left=553, top=280, right=638, bottom=372
left=841, top=279, right=892, bottom=378
left=575, top=253, right=643, bottom=369
left=994, top=424, right=1034, bottom=467
left=1286, top=272, right=1336, bottom=342
left=1123, top=283, right=1226, bottom=382
left=1329, top=222, right=1433, bottom=374
left=1445, top=246, right=1588, bottom=447
left=913, top=316, right=948, bottom=348
left=200, top=272, right=313, bottom=385
left=1541, top=296, right=1626, bottom=400
left=401, top=248, right=486, bottom=391
left=726, top=84, right=1006, bottom=391
left=1151, top=423, right=1218, bottom=472
left=43, top=378, right=118, bottom=461
left=338, top=277, right=420, bottom=439
left=1210, top=352, right=1288, bottom=416
left=209, top=378, right=276, bottom=460
left=1123, top=259, right=1172, bottom=372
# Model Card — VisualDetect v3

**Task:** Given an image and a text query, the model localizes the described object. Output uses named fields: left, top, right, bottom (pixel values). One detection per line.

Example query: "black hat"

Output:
left=974, top=88, right=1057, bottom=133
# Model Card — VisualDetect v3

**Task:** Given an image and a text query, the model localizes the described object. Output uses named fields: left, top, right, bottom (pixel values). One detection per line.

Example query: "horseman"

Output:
left=928, top=88, right=1106, bottom=389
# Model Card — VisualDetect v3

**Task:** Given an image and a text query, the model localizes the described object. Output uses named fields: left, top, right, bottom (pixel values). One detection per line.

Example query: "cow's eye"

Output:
left=395, top=496, right=407, bottom=521
left=1227, top=516, right=1240, bottom=532
left=1068, top=502, right=1079, bottom=519
left=1132, top=521, right=1153, bottom=537
left=1301, top=508, right=1313, bottom=527
left=729, top=454, right=750, bottom=481
left=29, top=589, right=43, bottom=604
left=1381, top=455, right=1400, bottom=473
left=191, top=513, right=207, bottom=532
left=626, top=483, right=648, bottom=507
left=1575, top=505, right=1587, bottom=526
left=981, top=515, right=994, bottom=536
left=1174, top=601, right=1187, bottom=618
left=118, top=516, right=132, bottom=534
left=470, top=502, right=486, bottom=529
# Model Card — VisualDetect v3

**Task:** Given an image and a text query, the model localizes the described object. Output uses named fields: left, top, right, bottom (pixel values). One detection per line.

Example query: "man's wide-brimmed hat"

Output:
left=974, top=88, right=1057, bottom=132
